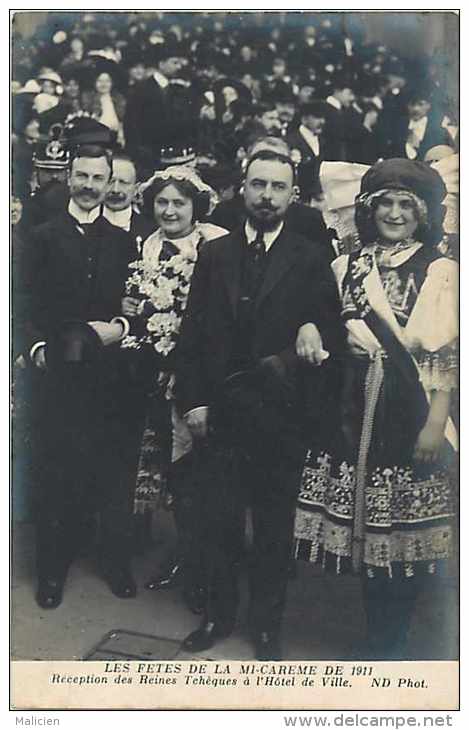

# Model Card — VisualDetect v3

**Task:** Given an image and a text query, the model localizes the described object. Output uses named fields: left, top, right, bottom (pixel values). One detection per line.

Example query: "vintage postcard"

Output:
left=10, top=7, right=459, bottom=713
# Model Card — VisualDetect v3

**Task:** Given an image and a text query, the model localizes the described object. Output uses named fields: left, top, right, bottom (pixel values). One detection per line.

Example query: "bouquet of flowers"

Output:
left=121, top=248, right=197, bottom=357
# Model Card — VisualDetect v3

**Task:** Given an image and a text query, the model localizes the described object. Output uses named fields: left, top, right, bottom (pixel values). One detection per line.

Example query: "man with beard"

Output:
left=208, top=136, right=331, bottom=254
left=103, top=153, right=154, bottom=250
left=177, top=150, right=341, bottom=659
left=19, top=145, right=141, bottom=609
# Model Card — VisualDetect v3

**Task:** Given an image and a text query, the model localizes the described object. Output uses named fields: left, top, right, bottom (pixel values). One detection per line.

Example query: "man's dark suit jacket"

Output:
left=207, top=196, right=331, bottom=253
left=388, top=115, right=452, bottom=160
left=124, top=77, right=168, bottom=168
left=287, top=128, right=324, bottom=202
left=18, top=211, right=134, bottom=357
left=176, top=226, right=343, bottom=416
left=124, top=77, right=199, bottom=172
left=129, top=211, right=155, bottom=253
left=323, top=103, right=347, bottom=162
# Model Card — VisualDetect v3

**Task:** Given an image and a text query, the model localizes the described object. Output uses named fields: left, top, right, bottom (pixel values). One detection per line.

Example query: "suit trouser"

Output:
left=201, top=444, right=304, bottom=634
left=31, top=363, right=147, bottom=579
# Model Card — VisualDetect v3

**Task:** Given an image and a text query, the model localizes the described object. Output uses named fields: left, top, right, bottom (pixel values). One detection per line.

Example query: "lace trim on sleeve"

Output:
left=416, top=346, right=458, bottom=392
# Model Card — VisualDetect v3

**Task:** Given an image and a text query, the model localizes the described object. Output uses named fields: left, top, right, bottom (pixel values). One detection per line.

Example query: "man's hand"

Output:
left=122, top=296, right=140, bottom=317
left=296, top=323, right=329, bottom=366
left=185, top=407, right=209, bottom=440
left=88, top=320, right=124, bottom=346
left=32, top=345, right=47, bottom=370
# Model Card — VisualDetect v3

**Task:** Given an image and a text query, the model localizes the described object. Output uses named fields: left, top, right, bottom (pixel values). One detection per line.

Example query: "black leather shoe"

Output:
left=182, top=621, right=233, bottom=653
left=183, top=586, right=207, bottom=615
left=105, top=565, right=137, bottom=599
left=36, top=577, right=65, bottom=609
left=253, top=631, right=282, bottom=661
left=144, top=561, right=183, bottom=590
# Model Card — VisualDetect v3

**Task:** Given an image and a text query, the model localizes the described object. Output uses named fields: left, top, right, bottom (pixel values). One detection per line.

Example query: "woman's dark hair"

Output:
left=354, top=191, right=444, bottom=247
left=143, top=176, right=210, bottom=223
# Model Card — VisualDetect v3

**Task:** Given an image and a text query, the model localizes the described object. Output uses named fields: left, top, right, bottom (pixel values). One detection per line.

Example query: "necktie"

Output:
left=251, top=230, right=266, bottom=265
left=245, top=230, right=266, bottom=298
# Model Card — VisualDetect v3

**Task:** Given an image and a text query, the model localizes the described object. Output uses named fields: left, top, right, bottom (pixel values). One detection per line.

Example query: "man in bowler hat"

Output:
left=176, top=150, right=342, bottom=659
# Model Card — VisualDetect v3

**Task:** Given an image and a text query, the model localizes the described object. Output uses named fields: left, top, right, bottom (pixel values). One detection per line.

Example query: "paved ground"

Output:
left=11, top=514, right=459, bottom=662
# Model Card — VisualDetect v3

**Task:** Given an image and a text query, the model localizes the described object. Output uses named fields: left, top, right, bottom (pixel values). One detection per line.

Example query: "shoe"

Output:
left=183, top=586, right=207, bottom=615
left=105, top=564, right=137, bottom=599
left=182, top=621, right=233, bottom=653
left=36, top=577, right=65, bottom=609
left=144, top=561, right=183, bottom=590
left=253, top=631, right=282, bottom=661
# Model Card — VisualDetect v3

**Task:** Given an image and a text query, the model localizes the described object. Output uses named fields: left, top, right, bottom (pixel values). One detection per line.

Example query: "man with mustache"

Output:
left=103, top=153, right=154, bottom=249
left=18, top=145, right=142, bottom=609
left=177, top=150, right=342, bottom=659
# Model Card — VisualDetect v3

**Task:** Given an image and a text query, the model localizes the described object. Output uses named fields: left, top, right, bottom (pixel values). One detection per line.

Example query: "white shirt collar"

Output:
left=299, top=124, right=320, bottom=156
left=68, top=198, right=101, bottom=225
left=103, top=205, right=133, bottom=231
left=153, top=70, right=169, bottom=89
left=244, top=219, right=284, bottom=252
left=326, top=95, right=342, bottom=111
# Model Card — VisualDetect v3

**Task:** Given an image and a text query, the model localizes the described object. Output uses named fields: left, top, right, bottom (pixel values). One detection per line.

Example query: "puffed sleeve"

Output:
left=405, top=256, right=458, bottom=392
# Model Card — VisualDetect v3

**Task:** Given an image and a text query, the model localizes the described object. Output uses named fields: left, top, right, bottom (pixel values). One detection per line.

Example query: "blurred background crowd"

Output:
left=12, top=10, right=459, bottom=233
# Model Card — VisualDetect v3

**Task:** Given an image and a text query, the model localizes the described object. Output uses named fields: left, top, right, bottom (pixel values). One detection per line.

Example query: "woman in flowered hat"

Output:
left=294, top=158, right=458, bottom=659
left=120, top=165, right=227, bottom=614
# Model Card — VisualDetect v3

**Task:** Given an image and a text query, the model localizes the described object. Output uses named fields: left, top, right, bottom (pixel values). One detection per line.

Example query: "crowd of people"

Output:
left=12, top=12, right=458, bottom=663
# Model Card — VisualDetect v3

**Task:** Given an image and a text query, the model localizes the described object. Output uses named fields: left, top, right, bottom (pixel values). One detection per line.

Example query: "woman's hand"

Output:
left=122, top=296, right=140, bottom=317
left=413, top=421, right=445, bottom=463
left=296, top=323, right=329, bottom=366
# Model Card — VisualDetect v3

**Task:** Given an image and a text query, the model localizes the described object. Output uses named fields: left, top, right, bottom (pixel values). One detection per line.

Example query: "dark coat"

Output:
left=176, top=226, right=343, bottom=415
left=322, top=103, right=347, bottom=162
left=129, top=211, right=156, bottom=254
left=347, top=125, right=382, bottom=166
left=387, top=115, right=452, bottom=160
left=124, top=77, right=199, bottom=171
left=287, top=128, right=324, bottom=201
left=18, top=210, right=134, bottom=356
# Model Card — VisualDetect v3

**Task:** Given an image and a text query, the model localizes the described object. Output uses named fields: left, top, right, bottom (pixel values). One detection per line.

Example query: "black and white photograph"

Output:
left=10, top=8, right=459, bottom=711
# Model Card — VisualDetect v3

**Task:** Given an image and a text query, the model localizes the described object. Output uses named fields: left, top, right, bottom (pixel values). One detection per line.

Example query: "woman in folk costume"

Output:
left=294, top=159, right=458, bottom=659
left=120, top=165, right=227, bottom=613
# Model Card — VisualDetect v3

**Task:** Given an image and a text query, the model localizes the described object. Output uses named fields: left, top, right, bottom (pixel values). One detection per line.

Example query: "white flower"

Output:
left=154, top=336, right=175, bottom=356
left=120, top=335, right=140, bottom=350
left=150, top=283, right=175, bottom=310
left=171, top=255, right=196, bottom=277
left=147, top=311, right=180, bottom=335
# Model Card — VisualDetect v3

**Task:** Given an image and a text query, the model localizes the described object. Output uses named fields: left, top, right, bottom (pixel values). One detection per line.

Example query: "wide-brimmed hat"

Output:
left=213, top=351, right=299, bottom=451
